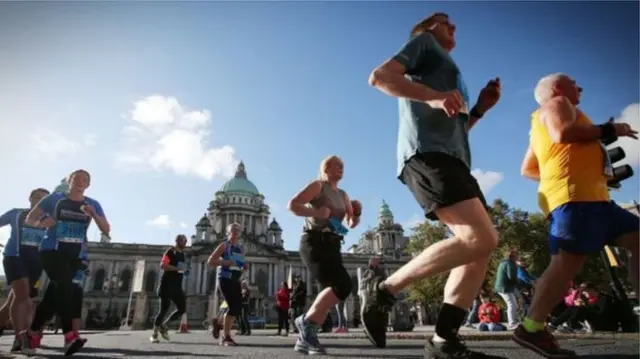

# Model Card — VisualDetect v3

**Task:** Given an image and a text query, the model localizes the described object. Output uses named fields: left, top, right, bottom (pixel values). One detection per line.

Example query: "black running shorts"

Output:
left=400, top=152, right=487, bottom=221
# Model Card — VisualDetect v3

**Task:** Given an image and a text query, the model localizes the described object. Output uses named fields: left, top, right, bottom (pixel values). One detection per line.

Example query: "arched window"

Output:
left=145, top=271, right=157, bottom=293
left=92, top=268, right=106, bottom=291
left=351, top=275, right=359, bottom=296
left=256, top=268, right=268, bottom=296
left=119, top=268, right=132, bottom=292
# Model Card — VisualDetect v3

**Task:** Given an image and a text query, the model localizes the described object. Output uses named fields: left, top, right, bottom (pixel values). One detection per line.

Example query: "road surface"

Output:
left=0, top=330, right=637, bottom=358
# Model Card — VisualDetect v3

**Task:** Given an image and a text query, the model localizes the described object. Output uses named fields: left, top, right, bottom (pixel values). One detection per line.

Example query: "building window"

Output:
left=119, top=269, right=132, bottom=292
left=145, top=271, right=157, bottom=293
left=92, top=268, right=106, bottom=291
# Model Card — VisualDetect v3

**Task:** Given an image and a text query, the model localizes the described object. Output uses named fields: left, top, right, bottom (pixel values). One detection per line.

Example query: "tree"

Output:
left=406, top=198, right=613, bottom=307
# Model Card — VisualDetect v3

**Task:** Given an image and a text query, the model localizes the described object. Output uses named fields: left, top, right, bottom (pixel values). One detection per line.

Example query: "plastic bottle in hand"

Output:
left=328, top=217, right=349, bottom=235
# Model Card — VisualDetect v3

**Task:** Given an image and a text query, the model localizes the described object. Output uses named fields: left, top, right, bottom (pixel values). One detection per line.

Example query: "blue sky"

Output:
left=0, top=2, right=638, bottom=272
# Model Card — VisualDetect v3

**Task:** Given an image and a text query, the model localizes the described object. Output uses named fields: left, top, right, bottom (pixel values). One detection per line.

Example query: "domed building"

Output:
left=349, top=200, right=408, bottom=258
left=26, top=162, right=413, bottom=329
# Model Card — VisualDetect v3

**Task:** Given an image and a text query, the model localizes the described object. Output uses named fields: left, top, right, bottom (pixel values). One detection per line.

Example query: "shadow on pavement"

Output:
left=40, top=346, right=220, bottom=357
left=581, top=356, right=640, bottom=359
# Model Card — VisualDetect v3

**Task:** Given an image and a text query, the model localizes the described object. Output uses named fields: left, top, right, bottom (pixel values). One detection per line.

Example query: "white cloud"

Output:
left=611, top=103, right=640, bottom=168
left=146, top=214, right=172, bottom=229
left=28, top=129, right=81, bottom=161
left=115, top=95, right=239, bottom=180
left=471, top=169, right=504, bottom=194
left=83, top=133, right=98, bottom=147
left=179, top=222, right=187, bottom=229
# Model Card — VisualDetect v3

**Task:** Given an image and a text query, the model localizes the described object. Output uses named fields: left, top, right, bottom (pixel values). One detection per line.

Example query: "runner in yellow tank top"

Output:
left=512, top=73, right=639, bottom=359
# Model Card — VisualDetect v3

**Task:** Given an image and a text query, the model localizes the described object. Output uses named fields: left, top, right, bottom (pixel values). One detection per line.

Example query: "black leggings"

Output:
left=30, top=251, right=81, bottom=334
left=299, top=231, right=352, bottom=300
left=219, top=278, right=242, bottom=317
left=154, top=289, right=186, bottom=327
left=277, top=307, right=289, bottom=333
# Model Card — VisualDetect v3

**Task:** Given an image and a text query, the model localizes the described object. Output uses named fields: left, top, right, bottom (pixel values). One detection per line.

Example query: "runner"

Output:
left=513, top=73, right=639, bottom=358
left=212, top=293, right=228, bottom=340
left=0, top=188, right=50, bottom=352
left=287, top=155, right=362, bottom=355
left=207, top=222, right=247, bottom=346
left=366, top=12, right=504, bottom=358
left=150, top=234, right=188, bottom=343
left=22, top=169, right=109, bottom=356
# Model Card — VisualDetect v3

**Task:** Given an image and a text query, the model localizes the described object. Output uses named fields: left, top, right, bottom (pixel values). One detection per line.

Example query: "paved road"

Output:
left=0, top=330, right=637, bottom=358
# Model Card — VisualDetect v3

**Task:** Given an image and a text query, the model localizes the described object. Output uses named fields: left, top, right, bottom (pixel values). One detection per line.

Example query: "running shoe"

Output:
left=63, top=331, right=85, bottom=356
left=150, top=332, right=160, bottom=343
left=360, top=274, right=395, bottom=348
left=159, top=325, right=171, bottom=341
left=18, top=331, right=37, bottom=356
left=512, top=325, right=577, bottom=358
left=220, top=336, right=237, bottom=346
left=10, top=335, right=22, bottom=352
left=425, top=336, right=508, bottom=358
left=293, top=315, right=326, bottom=355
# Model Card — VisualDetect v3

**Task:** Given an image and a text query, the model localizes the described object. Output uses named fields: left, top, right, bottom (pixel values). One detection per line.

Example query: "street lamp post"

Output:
left=103, top=273, right=122, bottom=318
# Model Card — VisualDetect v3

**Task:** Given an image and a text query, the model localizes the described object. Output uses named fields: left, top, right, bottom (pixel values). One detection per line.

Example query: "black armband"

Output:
left=470, top=106, right=484, bottom=119
left=597, top=122, right=617, bottom=143
left=353, top=212, right=362, bottom=217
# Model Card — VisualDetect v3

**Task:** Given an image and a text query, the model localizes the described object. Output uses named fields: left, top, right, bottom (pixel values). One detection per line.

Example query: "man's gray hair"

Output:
left=534, top=73, right=568, bottom=105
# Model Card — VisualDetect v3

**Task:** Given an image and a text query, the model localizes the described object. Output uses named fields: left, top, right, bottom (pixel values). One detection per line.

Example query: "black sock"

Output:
left=434, top=303, right=467, bottom=342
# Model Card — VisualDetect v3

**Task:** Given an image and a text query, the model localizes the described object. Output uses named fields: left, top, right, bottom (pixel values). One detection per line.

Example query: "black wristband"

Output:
left=353, top=212, right=361, bottom=217
left=470, top=106, right=484, bottom=119
left=597, top=122, right=617, bottom=143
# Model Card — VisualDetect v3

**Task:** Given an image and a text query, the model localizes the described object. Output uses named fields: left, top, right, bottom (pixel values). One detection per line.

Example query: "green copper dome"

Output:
left=219, top=161, right=260, bottom=195
left=379, top=200, right=393, bottom=217
left=53, top=178, right=69, bottom=193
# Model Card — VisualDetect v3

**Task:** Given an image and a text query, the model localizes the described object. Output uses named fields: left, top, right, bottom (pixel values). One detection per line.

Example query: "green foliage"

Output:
left=406, top=198, right=613, bottom=306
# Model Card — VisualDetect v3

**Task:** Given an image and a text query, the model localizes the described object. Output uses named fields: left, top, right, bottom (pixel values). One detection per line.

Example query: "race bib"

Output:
left=328, top=217, right=349, bottom=236
left=21, top=226, right=45, bottom=247
left=456, top=72, right=470, bottom=115
left=177, top=261, right=186, bottom=273
left=56, top=221, right=85, bottom=243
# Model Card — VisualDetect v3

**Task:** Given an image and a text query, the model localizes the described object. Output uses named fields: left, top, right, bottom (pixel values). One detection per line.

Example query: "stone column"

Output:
left=132, top=292, right=149, bottom=330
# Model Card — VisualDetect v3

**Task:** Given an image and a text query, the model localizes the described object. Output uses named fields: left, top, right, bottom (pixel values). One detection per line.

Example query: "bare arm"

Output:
left=369, top=59, right=439, bottom=102
left=369, top=33, right=440, bottom=102
left=207, top=242, right=228, bottom=267
left=92, top=215, right=110, bottom=235
left=521, top=147, right=540, bottom=181
left=342, top=192, right=360, bottom=228
left=25, top=207, right=45, bottom=227
left=287, top=181, right=323, bottom=217
left=542, top=97, right=601, bottom=143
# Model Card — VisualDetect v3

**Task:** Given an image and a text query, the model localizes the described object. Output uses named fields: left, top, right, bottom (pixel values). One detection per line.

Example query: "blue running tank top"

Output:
left=38, top=192, right=104, bottom=256
left=218, top=241, right=245, bottom=281
left=0, top=208, right=46, bottom=258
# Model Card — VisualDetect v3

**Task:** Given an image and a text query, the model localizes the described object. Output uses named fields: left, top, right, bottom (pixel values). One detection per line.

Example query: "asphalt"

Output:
left=0, top=329, right=637, bottom=359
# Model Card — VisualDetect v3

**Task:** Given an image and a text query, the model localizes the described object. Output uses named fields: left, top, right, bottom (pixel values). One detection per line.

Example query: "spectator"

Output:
left=549, top=282, right=598, bottom=333
left=494, top=249, right=519, bottom=329
left=238, top=280, right=251, bottom=336
left=464, top=281, right=490, bottom=327
left=289, top=274, right=306, bottom=334
left=276, top=281, right=290, bottom=336
left=516, top=258, right=537, bottom=316
left=477, top=295, right=506, bottom=332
